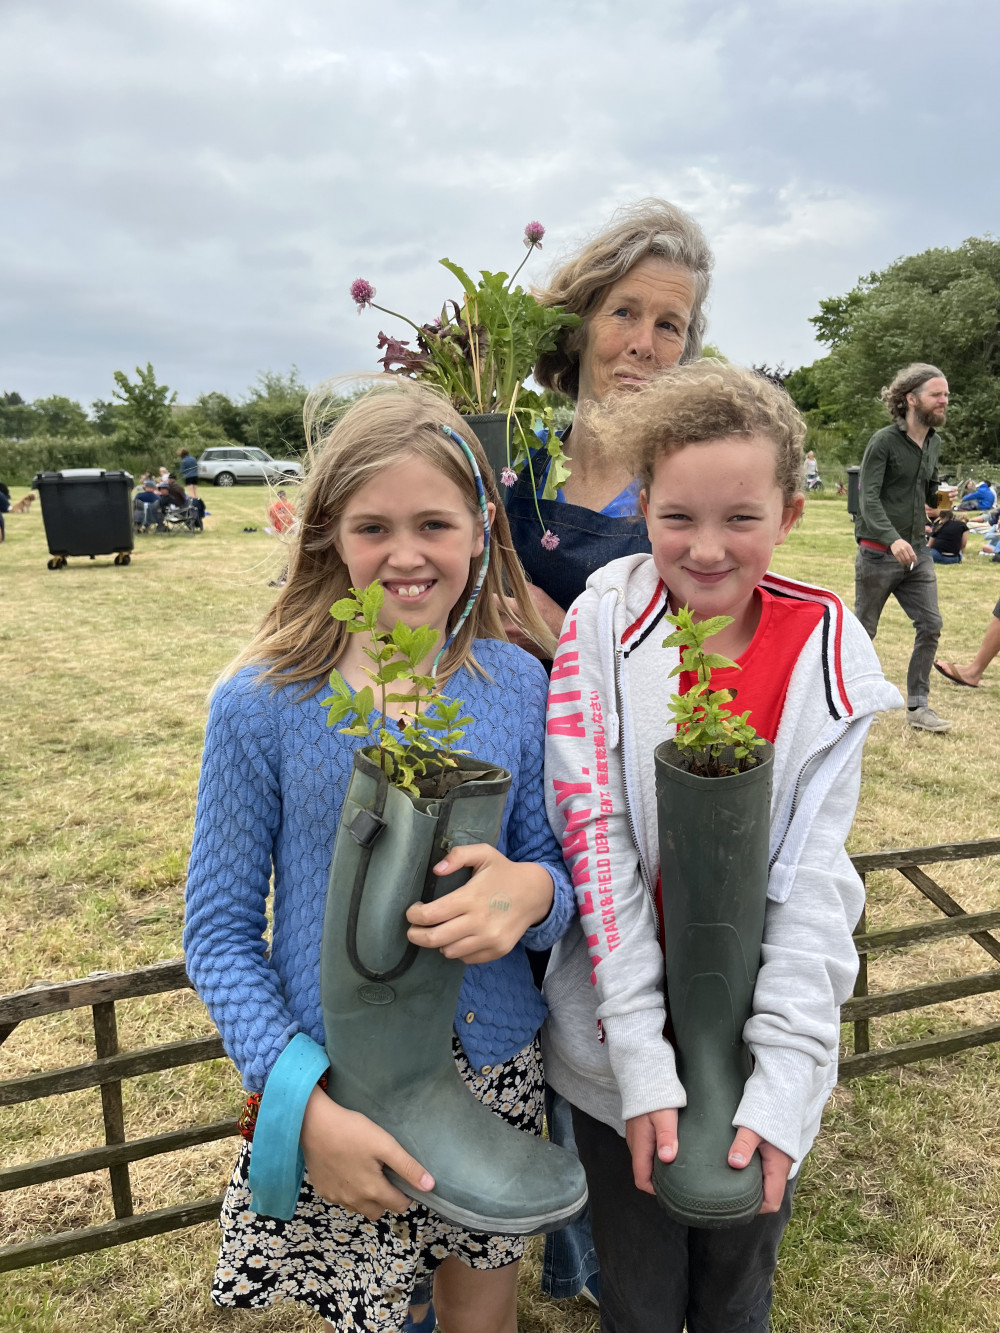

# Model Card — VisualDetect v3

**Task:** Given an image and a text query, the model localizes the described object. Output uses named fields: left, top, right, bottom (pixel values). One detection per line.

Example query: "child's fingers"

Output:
left=652, top=1108, right=678, bottom=1164
left=431, top=843, right=500, bottom=879
left=378, top=1134, right=435, bottom=1201
left=407, top=917, right=504, bottom=962
left=407, top=886, right=476, bottom=928
left=727, top=1126, right=761, bottom=1170
left=624, top=1114, right=657, bottom=1194
left=756, top=1140, right=794, bottom=1214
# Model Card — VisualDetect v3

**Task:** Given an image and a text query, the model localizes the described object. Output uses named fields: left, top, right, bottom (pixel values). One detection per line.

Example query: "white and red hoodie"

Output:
left=542, top=554, right=902, bottom=1170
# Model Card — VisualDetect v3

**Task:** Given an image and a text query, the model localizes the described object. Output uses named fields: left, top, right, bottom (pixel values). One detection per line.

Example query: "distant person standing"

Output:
left=854, top=363, right=951, bottom=732
left=179, top=448, right=199, bottom=498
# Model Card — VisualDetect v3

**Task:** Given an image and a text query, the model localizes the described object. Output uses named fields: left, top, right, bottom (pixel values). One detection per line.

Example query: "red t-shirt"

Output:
left=268, top=499, right=296, bottom=534
left=677, top=588, right=825, bottom=743
left=655, top=588, right=825, bottom=949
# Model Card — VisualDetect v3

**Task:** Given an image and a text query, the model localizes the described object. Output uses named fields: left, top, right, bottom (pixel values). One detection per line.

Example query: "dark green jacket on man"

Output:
left=855, top=421, right=941, bottom=549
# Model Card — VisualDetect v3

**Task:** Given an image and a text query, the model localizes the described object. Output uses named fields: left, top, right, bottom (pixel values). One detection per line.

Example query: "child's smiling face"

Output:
left=335, top=453, right=489, bottom=642
left=641, top=435, right=804, bottom=647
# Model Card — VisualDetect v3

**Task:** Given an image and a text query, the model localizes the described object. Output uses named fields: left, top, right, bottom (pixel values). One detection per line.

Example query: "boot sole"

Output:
left=652, top=1175, right=762, bottom=1230
left=385, top=1169, right=589, bottom=1237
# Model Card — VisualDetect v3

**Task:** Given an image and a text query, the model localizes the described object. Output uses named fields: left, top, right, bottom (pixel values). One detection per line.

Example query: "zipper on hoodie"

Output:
left=614, top=646, right=660, bottom=932
left=768, top=721, right=850, bottom=871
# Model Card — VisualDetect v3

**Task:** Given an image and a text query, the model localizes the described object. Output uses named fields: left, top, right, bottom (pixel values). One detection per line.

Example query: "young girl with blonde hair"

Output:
left=185, top=379, right=575, bottom=1333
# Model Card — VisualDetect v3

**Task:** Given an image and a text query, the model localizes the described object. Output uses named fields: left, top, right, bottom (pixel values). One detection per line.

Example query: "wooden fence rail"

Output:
left=0, top=961, right=236, bottom=1274
left=1, top=839, right=998, bottom=1273
left=839, top=838, right=1000, bottom=1079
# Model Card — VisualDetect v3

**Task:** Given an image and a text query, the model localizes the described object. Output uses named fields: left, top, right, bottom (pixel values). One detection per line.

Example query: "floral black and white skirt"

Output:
left=212, top=1036, right=543, bottom=1331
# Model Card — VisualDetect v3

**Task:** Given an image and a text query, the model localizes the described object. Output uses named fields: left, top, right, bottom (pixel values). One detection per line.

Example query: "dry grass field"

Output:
left=1, top=484, right=998, bottom=1332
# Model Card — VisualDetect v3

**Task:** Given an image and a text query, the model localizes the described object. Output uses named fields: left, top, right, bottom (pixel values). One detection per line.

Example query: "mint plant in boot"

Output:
left=321, top=579, right=473, bottom=797
left=318, top=579, right=588, bottom=1238
left=662, top=604, right=766, bottom=778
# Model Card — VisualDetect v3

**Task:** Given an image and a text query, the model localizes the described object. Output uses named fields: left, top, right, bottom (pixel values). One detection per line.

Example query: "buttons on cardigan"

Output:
left=465, top=1012, right=475, bottom=1023
left=481, top=1065, right=492, bottom=1075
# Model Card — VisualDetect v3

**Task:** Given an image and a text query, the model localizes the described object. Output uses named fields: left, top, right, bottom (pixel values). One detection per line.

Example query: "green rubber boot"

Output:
left=320, top=750, right=589, bottom=1236
left=651, top=740, right=774, bottom=1229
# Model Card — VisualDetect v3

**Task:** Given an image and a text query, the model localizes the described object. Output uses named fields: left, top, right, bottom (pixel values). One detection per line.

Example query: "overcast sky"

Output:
left=3, top=0, right=997, bottom=409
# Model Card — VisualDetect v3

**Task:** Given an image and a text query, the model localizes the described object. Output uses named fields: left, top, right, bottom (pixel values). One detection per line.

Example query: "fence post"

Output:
left=853, top=891, right=870, bottom=1055
left=92, top=1000, right=134, bottom=1219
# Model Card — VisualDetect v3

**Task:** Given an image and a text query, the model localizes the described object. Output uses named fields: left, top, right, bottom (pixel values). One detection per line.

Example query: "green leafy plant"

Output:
left=349, top=223, right=581, bottom=492
left=663, top=605, right=766, bottom=778
left=320, top=582, right=472, bottom=796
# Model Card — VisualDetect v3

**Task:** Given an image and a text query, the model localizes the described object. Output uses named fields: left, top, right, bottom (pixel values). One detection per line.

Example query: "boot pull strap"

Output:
left=345, top=790, right=463, bottom=985
left=347, top=808, right=386, bottom=848
left=345, top=782, right=426, bottom=984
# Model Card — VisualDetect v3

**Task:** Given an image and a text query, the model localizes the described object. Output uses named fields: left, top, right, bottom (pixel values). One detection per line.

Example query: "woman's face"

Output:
left=577, top=257, right=696, bottom=405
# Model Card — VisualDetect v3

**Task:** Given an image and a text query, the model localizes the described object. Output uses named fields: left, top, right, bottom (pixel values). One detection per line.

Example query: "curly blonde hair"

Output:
left=532, top=198, right=714, bottom=400
left=221, top=378, right=556, bottom=696
left=584, top=361, right=806, bottom=502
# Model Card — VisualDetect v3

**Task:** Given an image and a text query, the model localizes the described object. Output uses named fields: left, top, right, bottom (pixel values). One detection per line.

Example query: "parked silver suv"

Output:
left=197, top=446, right=304, bottom=487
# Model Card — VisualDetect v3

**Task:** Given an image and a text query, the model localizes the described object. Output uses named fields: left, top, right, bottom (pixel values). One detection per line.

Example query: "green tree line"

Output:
left=6, top=235, right=997, bottom=485
left=784, top=235, right=1000, bottom=471
left=0, top=364, right=318, bottom=486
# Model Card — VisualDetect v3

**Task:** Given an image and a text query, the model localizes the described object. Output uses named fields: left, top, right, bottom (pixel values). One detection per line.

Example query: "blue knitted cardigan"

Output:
left=183, top=639, right=575, bottom=1093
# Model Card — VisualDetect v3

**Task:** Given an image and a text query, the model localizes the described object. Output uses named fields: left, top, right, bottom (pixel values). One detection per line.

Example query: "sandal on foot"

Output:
left=933, top=661, right=977, bottom=688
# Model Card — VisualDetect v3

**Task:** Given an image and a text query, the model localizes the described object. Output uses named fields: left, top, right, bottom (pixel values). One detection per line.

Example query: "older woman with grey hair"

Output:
left=505, top=198, right=713, bottom=636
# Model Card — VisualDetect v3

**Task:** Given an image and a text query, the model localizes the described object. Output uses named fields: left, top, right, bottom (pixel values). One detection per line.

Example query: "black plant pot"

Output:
left=461, top=412, right=511, bottom=493
left=651, top=739, right=774, bottom=1228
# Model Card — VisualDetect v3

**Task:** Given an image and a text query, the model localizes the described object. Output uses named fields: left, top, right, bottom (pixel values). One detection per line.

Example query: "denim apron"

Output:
left=505, top=455, right=651, bottom=611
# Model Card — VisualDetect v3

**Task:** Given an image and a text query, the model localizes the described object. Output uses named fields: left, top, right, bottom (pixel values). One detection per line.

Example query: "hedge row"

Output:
left=0, top=436, right=174, bottom=488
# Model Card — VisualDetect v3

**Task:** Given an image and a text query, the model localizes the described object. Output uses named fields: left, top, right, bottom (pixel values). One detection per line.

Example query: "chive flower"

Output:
left=350, top=278, right=376, bottom=312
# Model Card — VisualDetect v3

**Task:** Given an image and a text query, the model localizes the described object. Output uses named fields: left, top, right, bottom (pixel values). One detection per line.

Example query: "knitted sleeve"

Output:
left=183, top=672, right=300, bottom=1090
left=501, top=651, right=576, bottom=953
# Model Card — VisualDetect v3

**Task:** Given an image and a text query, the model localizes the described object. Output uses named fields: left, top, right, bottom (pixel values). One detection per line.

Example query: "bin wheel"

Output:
left=47, top=556, right=67, bottom=570
left=114, top=552, right=131, bottom=566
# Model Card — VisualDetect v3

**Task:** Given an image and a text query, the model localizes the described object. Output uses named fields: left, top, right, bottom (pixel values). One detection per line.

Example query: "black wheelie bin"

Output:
left=32, top=468, right=135, bottom=569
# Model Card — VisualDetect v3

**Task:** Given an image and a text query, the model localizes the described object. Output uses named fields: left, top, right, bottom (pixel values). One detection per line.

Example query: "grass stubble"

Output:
left=0, top=489, right=996, bottom=1332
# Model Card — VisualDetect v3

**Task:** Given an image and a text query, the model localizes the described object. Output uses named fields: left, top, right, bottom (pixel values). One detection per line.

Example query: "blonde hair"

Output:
left=585, top=361, right=806, bottom=503
left=533, top=198, right=714, bottom=400
left=223, top=378, right=556, bottom=695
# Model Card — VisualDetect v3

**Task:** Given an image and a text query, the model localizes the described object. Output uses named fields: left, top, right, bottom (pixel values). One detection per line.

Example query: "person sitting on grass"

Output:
left=134, top=481, right=160, bottom=532
left=956, top=480, right=997, bottom=512
left=934, top=600, right=1000, bottom=688
left=926, top=510, right=968, bottom=564
left=268, top=488, right=297, bottom=534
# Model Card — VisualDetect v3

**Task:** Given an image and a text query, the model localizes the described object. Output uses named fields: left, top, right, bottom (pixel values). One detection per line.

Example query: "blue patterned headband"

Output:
left=432, top=424, right=492, bottom=677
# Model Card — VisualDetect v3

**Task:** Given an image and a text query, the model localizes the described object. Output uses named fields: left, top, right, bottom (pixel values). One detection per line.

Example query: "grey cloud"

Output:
left=2, top=0, right=996, bottom=404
